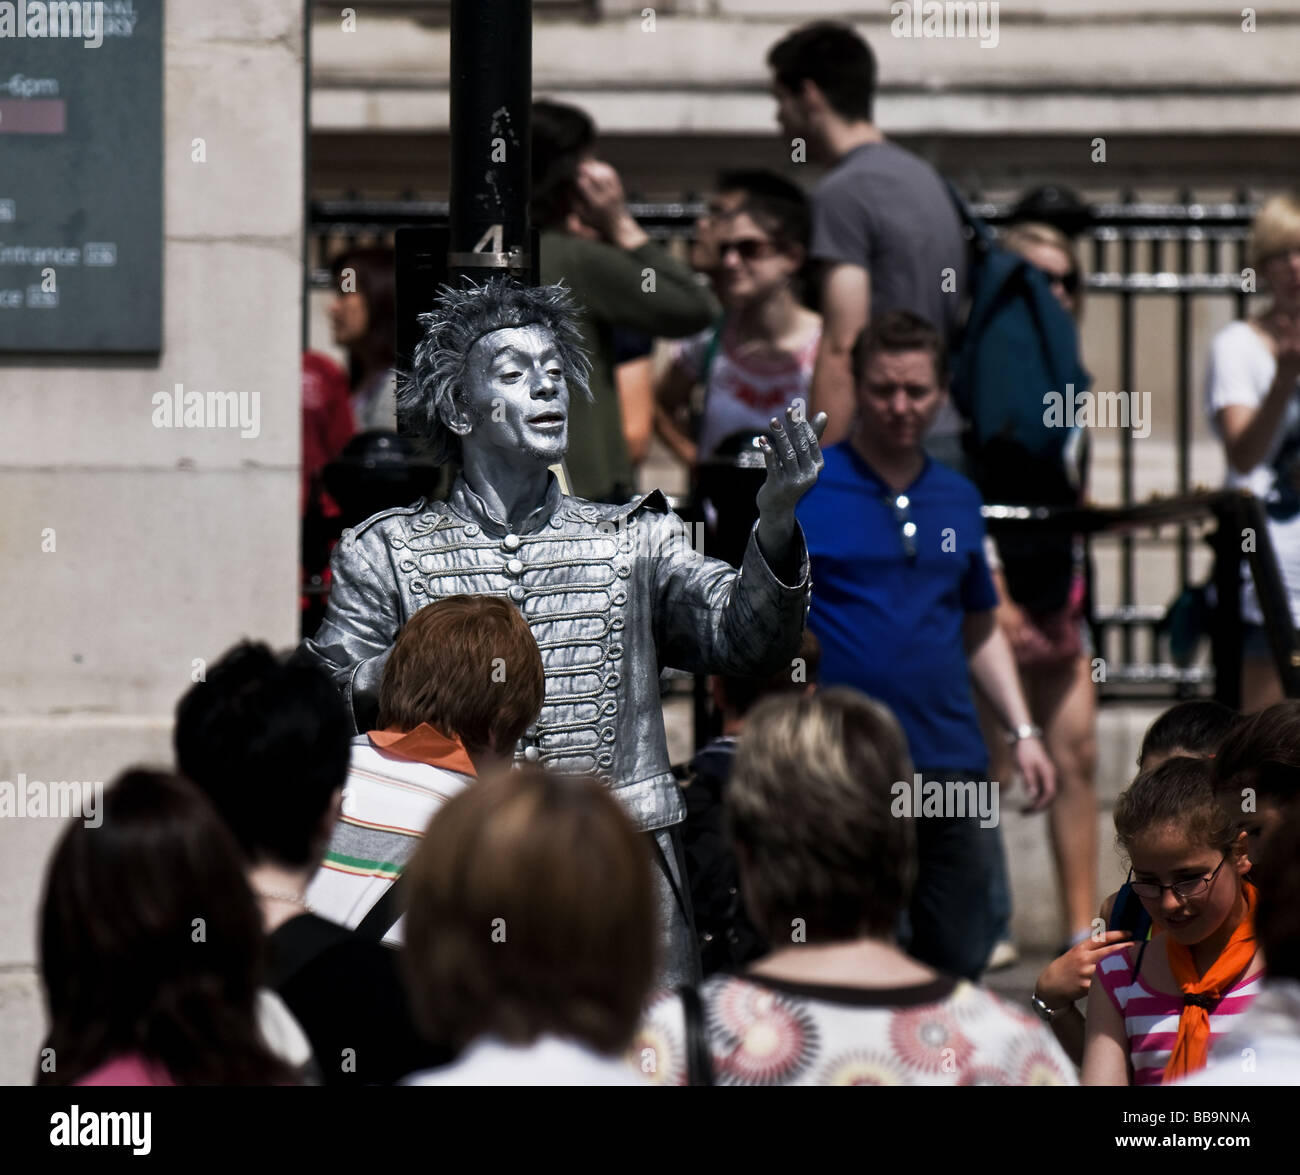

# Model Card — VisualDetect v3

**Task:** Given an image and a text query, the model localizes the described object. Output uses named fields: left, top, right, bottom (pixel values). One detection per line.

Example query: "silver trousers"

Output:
left=649, top=826, right=701, bottom=990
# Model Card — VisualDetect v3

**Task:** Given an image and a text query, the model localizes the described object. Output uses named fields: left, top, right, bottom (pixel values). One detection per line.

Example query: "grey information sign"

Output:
left=0, top=1, right=161, bottom=352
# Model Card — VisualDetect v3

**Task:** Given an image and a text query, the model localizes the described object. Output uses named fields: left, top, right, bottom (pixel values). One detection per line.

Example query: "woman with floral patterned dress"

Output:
left=635, top=689, right=1077, bottom=1086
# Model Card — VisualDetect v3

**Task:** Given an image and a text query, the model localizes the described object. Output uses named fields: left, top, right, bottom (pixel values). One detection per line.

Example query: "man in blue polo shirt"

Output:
left=796, top=310, right=1055, bottom=978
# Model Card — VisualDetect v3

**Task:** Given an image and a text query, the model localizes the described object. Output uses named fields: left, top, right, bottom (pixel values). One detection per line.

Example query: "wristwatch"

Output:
left=1006, top=723, right=1044, bottom=745
left=1030, top=992, right=1067, bottom=1023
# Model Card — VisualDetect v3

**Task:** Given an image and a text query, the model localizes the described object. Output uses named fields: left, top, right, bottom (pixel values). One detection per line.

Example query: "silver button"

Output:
left=503, top=533, right=521, bottom=551
left=508, top=585, right=526, bottom=602
left=612, top=591, right=627, bottom=606
left=616, top=564, right=631, bottom=579
left=605, top=672, right=621, bottom=688
left=597, top=752, right=614, bottom=769
left=608, top=645, right=623, bottom=660
left=600, top=727, right=616, bottom=743
left=602, top=700, right=617, bottom=715
left=464, top=523, right=480, bottom=537
left=523, top=746, right=540, bottom=762
left=611, top=618, right=625, bottom=631
left=506, top=558, right=524, bottom=576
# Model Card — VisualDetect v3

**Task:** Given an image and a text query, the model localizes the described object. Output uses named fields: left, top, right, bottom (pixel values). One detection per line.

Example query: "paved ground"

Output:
left=983, top=949, right=1055, bottom=1008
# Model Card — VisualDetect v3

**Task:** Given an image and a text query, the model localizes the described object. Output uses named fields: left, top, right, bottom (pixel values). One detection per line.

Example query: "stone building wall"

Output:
left=0, top=1, right=305, bottom=1084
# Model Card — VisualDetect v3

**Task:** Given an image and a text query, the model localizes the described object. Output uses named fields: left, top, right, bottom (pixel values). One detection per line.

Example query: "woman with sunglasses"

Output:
left=1207, top=194, right=1300, bottom=712
left=655, top=189, right=821, bottom=470
left=1082, top=757, right=1263, bottom=1086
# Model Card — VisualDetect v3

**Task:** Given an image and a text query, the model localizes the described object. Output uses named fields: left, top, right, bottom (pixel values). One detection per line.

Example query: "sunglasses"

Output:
left=1034, top=263, right=1080, bottom=296
left=884, top=492, right=918, bottom=562
left=717, top=238, right=779, bottom=263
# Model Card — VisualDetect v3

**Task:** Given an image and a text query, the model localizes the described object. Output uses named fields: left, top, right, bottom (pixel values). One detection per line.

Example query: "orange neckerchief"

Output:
left=367, top=723, right=477, bottom=778
left=1161, top=880, right=1258, bottom=1083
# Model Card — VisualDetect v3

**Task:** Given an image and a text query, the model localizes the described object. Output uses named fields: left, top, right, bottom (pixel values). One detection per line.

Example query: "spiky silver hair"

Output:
left=399, top=277, right=593, bottom=464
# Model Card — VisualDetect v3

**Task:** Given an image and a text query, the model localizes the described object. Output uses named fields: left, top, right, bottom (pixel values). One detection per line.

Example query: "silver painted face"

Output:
left=460, top=324, right=569, bottom=465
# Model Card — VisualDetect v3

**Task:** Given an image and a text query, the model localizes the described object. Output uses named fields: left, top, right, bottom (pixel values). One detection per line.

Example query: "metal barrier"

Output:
left=983, top=490, right=1300, bottom=708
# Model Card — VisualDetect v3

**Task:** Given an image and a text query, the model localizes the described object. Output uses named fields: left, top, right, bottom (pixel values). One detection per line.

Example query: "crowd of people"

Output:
left=34, top=20, right=1300, bottom=1088
left=32, top=627, right=1300, bottom=1086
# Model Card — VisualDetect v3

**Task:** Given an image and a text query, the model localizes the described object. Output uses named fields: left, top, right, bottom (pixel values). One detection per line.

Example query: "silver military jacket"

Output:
left=298, top=472, right=811, bottom=834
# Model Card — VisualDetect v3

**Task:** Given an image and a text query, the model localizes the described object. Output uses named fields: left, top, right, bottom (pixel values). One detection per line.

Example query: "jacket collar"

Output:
left=447, top=470, right=563, bottom=537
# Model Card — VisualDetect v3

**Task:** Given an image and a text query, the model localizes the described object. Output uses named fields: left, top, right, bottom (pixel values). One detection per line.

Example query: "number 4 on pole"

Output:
left=473, top=224, right=504, bottom=254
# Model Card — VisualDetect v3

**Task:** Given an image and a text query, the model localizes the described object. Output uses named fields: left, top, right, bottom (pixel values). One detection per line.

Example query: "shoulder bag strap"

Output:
left=354, top=876, right=405, bottom=944
left=678, top=984, right=714, bottom=1087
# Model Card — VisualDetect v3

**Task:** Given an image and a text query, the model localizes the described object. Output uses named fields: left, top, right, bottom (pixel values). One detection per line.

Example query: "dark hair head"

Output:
left=402, top=764, right=656, bottom=1055
left=400, top=277, right=593, bottom=466
left=531, top=100, right=597, bottom=229
left=767, top=21, right=877, bottom=122
left=378, top=595, right=545, bottom=756
left=1010, top=185, right=1091, bottom=239
left=1138, top=699, right=1240, bottom=769
left=1213, top=700, right=1300, bottom=809
left=1254, top=804, right=1300, bottom=982
left=174, top=642, right=351, bottom=868
left=727, top=688, right=914, bottom=943
left=38, top=770, right=294, bottom=1085
left=720, top=627, right=821, bottom=717
left=1115, top=757, right=1239, bottom=860
left=731, top=189, right=811, bottom=255
left=329, top=246, right=397, bottom=391
left=853, top=310, right=949, bottom=389
left=716, top=169, right=807, bottom=207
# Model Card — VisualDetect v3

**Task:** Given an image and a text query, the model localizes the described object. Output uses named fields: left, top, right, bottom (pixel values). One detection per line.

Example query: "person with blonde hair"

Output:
left=635, top=688, right=1075, bottom=1086
left=1207, top=193, right=1300, bottom=711
left=978, top=215, right=1098, bottom=968
left=401, top=764, right=655, bottom=1085
left=1000, top=222, right=1084, bottom=318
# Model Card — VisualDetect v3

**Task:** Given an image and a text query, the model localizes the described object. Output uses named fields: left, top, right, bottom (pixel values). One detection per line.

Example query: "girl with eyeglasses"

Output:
left=1081, top=757, right=1263, bottom=1086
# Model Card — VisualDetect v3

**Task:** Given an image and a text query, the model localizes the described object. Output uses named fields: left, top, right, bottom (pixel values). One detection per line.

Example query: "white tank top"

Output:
left=672, top=321, right=821, bottom=459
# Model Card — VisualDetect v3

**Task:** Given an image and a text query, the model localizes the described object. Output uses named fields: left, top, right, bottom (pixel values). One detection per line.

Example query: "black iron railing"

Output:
left=982, top=491, right=1300, bottom=708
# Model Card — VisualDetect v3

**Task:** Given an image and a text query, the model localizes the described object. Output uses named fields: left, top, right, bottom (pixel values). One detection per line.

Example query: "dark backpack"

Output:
left=946, top=185, right=1093, bottom=611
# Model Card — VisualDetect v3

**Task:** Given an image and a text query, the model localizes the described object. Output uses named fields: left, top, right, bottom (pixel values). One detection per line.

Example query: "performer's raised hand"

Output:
left=752, top=407, right=827, bottom=581
left=755, top=406, right=828, bottom=519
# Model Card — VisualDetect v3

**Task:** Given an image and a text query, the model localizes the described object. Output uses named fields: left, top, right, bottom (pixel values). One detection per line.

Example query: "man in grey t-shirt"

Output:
left=767, top=22, right=968, bottom=458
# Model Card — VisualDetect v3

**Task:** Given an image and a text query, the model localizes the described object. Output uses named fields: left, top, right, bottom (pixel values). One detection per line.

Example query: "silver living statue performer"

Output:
left=298, top=278, right=824, bottom=986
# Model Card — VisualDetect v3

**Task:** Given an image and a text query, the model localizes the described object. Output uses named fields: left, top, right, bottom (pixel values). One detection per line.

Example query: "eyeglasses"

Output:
left=1128, top=856, right=1227, bottom=902
left=884, top=493, right=918, bottom=562
left=717, top=238, right=779, bottom=263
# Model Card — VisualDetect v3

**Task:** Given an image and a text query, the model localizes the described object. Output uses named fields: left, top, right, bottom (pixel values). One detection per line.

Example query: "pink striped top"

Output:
left=1096, top=943, right=1263, bottom=1085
